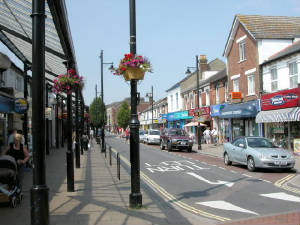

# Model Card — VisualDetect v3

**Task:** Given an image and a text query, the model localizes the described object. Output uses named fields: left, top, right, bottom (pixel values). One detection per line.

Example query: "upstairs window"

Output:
left=205, top=89, right=210, bottom=106
left=239, top=41, right=246, bottom=61
left=270, top=68, right=278, bottom=91
left=247, top=74, right=255, bottom=95
left=224, top=82, right=228, bottom=102
left=215, top=85, right=220, bottom=104
left=289, top=61, right=298, bottom=88
left=233, top=78, right=239, bottom=92
left=170, top=95, right=173, bottom=111
left=175, top=92, right=179, bottom=109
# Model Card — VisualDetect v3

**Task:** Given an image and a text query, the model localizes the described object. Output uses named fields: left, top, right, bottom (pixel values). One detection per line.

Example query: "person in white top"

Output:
left=90, top=129, right=94, bottom=140
left=203, top=127, right=211, bottom=144
left=211, top=128, right=218, bottom=146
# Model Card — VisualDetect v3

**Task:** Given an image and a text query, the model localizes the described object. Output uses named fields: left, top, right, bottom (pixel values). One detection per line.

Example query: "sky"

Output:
left=1, top=0, right=300, bottom=106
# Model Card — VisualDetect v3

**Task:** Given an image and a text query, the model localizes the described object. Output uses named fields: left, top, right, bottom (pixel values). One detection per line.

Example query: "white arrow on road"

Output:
left=260, top=192, right=300, bottom=202
left=187, top=172, right=234, bottom=187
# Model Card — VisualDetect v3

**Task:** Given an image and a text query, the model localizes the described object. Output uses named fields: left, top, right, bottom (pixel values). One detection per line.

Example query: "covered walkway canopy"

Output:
left=0, top=0, right=81, bottom=100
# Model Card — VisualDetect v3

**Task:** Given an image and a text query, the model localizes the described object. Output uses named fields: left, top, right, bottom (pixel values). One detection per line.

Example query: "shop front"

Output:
left=219, top=100, right=260, bottom=141
left=166, top=110, right=193, bottom=129
left=210, top=104, right=228, bottom=143
left=0, top=94, right=14, bottom=152
left=256, top=87, right=300, bottom=151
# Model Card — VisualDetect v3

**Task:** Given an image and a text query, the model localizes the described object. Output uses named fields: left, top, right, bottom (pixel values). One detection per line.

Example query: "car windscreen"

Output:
left=150, top=130, right=160, bottom=135
left=168, top=130, right=186, bottom=136
left=247, top=138, right=276, bottom=148
left=139, top=131, right=144, bottom=135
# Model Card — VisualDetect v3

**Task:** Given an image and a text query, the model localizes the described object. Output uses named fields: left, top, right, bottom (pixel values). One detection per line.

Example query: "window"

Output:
left=247, top=74, right=255, bottom=95
left=225, top=82, right=228, bottom=102
left=215, top=85, right=220, bottom=104
left=175, top=92, right=179, bottom=109
left=239, top=41, right=246, bottom=61
left=289, top=61, right=298, bottom=88
left=184, top=95, right=188, bottom=110
left=190, top=93, right=194, bottom=109
left=170, top=95, right=173, bottom=111
left=198, top=91, right=202, bottom=107
left=270, top=68, right=278, bottom=91
left=233, top=79, right=239, bottom=92
left=205, top=89, right=210, bottom=106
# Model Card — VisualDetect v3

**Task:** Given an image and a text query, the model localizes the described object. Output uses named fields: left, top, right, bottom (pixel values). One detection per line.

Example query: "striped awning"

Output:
left=256, top=107, right=300, bottom=123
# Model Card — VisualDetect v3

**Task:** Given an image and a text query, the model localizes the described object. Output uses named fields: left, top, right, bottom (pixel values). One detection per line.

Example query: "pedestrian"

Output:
left=81, top=133, right=89, bottom=151
left=7, top=129, right=17, bottom=145
left=211, top=127, right=218, bottom=146
left=90, top=129, right=94, bottom=140
left=125, top=128, right=130, bottom=144
left=203, top=127, right=211, bottom=144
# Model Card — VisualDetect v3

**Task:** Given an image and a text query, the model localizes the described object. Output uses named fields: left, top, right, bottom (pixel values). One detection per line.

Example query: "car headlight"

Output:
left=288, top=154, right=295, bottom=160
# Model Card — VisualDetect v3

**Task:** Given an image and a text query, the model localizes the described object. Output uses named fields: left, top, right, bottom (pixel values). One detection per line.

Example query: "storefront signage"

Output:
left=261, top=88, right=300, bottom=110
left=0, top=95, right=13, bottom=113
left=219, top=100, right=259, bottom=118
left=14, top=98, right=28, bottom=114
left=166, top=110, right=193, bottom=121
left=210, top=104, right=226, bottom=117
left=189, top=107, right=210, bottom=117
left=232, top=92, right=242, bottom=99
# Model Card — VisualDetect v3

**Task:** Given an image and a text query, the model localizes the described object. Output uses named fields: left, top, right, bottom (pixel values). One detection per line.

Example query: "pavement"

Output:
left=192, top=143, right=300, bottom=192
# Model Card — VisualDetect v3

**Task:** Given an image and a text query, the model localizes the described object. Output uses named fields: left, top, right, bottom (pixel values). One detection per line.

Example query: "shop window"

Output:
left=238, top=41, right=246, bottom=61
left=233, top=78, right=239, bottom=92
left=288, top=61, right=298, bottom=88
left=247, top=74, right=255, bottom=95
left=271, top=68, right=278, bottom=91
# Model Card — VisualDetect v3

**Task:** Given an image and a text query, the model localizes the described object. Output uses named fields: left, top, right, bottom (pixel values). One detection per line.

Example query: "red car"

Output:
left=160, top=128, right=193, bottom=152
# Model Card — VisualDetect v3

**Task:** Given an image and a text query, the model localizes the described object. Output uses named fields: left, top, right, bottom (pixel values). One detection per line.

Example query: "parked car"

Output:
left=144, top=129, right=160, bottom=145
left=160, top=128, right=193, bottom=152
left=139, top=130, right=146, bottom=143
left=223, top=136, right=295, bottom=172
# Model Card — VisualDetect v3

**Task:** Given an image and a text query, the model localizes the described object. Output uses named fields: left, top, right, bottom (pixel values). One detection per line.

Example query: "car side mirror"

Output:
left=238, top=143, right=245, bottom=148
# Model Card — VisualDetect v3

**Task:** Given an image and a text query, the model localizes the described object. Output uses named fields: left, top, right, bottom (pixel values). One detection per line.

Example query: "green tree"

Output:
left=89, top=97, right=105, bottom=128
left=117, top=101, right=130, bottom=129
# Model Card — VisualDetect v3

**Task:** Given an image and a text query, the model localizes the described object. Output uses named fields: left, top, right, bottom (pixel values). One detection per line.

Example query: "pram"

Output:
left=0, top=155, right=22, bottom=208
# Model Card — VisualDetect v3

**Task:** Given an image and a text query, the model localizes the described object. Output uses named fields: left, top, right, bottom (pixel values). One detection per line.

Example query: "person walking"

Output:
left=90, top=129, right=94, bottom=140
left=203, top=127, right=211, bottom=144
left=211, top=127, right=218, bottom=146
left=125, top=128, right=130, bottom=144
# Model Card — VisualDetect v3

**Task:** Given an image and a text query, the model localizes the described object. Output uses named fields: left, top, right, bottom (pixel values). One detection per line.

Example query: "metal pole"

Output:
left=30, top=0, right=49, bottom=224
left=23, top=63, right=29, bottom=146
left=100, top=50, right=105, bottom=153
left=61, top=97, right=64, bottom=148
left=129, top=0, right=142, bottom=207
left=196, top=55, right=202, bottom=150
left=151, top=85, right=153, bottom=129
left=45, top=84, right=50, bottom=155
left=75, top=88, right=80, bottom=168
left=95, top=84, right=98, bottom=145
left=55, top=95, right=59, bottom=148
left=66, top=91, right=74, bottom=192
left=80, top=100, right=84, bottom=155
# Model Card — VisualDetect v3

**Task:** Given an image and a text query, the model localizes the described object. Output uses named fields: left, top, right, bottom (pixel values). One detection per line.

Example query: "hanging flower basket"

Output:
left=112, top=53, right=152, bottom=81
left=53, top=69, right=84, bottom=94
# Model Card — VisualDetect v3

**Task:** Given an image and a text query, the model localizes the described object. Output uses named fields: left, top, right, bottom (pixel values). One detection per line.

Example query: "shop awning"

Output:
left=184, top=122, right=207, bottom=127
left=256, top=107, right=300, bottom=123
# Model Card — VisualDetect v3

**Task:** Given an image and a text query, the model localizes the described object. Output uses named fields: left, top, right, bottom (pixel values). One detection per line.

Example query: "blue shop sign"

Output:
left=210, top=104, right=227, bottom=117
left=219, top=100, right=259, bottom=118
left=166, top=110, right=193, bottom=121
left=14, top=98, right=29, bottom=114
left=0, top=95, right=13, bottom=113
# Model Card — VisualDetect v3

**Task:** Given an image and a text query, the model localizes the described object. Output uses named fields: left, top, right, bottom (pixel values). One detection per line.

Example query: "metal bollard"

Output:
left=109, top=146, right=112, bottom=166
left=117, top=152, right=120, bottom=180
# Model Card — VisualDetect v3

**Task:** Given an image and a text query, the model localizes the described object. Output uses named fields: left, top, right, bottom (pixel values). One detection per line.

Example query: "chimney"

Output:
left=199, top=54, right=208, bottom=80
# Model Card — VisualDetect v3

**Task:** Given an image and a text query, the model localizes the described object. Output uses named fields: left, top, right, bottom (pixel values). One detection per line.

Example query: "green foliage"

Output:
left=117, top=101, right=130, bottom=129
left=89, top=97, right=105, bottom=127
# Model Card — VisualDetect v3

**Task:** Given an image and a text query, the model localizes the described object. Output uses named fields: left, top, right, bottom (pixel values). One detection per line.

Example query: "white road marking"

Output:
left=242, top=173, right=253, bottom=178
left=218, top=167, right=226, bottom=170
left=260, top=192, right=300, bottom=203
left=187, top=172, right=234, bottom=187
left=230, top=170, right=237, bottom=173
left=195, top=160, right=199, bottom=162
left=263, top=180, right=271, bottom=183
left=201, top=162, right=207, bottom=164
left=196, top=201, right=259, bottom=215
left=145, top=163, right=151, bottom=167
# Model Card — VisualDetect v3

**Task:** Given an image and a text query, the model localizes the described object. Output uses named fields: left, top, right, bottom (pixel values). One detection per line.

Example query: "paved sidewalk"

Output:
left=192, top=143, right=300, bottom=190
left=0, top=141, right=215, bottom=225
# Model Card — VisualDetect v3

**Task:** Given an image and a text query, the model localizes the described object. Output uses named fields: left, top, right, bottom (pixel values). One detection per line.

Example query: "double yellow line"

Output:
left=111, top=148, right=231, bottom=222
left=274, top=174, right=299, bottom=194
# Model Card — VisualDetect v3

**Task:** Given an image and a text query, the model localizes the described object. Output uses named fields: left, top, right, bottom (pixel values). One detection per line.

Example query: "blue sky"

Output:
left=1, top=1, right=300, bottom=106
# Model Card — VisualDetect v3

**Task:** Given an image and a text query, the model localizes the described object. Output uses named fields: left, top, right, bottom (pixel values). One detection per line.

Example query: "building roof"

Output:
left=262, top=40, right=300, bottom=65
left=223, top=14, right=300, bottom=56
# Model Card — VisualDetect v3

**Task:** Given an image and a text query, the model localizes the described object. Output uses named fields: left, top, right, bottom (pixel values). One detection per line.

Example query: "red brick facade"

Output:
left=227, top=24, right=260, bottom=103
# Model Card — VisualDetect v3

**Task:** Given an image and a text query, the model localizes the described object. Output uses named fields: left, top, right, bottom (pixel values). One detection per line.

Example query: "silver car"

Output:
left=223, top=137, right=295, bottom=172
left=139, top=130, right=146, bottom=143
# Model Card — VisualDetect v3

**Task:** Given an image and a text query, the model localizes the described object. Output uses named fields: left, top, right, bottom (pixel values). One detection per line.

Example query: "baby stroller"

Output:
left=0, top=155, right=23, bottom=208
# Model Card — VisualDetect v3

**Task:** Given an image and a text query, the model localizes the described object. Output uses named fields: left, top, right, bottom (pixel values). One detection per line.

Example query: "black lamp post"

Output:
left=129, top=0, right=142, bottom=208
left=30, top=0, right=49, bottom=224
left=185, top=55, right=202, bottom=150
left=23, top=63, right=29, bottom=146
left=45, top=83, right=50, bottom=155
left=55, top=94, right=59, bottom=149
left=99, top=50, right=114, bottom=153
left=75, top=87, right=80, bottom=168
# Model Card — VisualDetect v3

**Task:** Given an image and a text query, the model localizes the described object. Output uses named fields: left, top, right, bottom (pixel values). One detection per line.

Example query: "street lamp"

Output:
left=185, top=55, right=202, bottom=150
left=129, top=0, right=142, bottom=208
left=99, top=50, right=114, bottom=153
left=146, top=86, right=153, bottom=129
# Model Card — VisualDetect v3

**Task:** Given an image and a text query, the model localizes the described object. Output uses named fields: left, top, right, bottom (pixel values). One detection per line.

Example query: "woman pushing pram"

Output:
left=0, top=133, right=29, bottom=207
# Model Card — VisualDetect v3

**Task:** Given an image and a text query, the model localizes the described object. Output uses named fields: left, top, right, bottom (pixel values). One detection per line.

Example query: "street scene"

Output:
left=0, top=0, right=299, bottom=225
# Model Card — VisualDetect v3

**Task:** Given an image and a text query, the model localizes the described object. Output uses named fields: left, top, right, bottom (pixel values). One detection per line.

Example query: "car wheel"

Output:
left=160, top=141, right=165, bottom=150
left=247, top=156, right=256, bottom=172
left=224, top=153, right=232, bottom=166
left=167, top=142, right=172, bottom=151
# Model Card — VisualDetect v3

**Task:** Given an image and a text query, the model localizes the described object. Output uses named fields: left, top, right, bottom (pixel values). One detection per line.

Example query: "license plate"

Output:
left=275, top=161, right=287, bottom=165
left=180, top=141, right=187, bottom=145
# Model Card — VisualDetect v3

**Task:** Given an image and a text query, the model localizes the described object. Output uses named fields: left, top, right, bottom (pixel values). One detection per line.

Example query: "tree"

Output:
left=117, top=101, right=130, bottom=129
left=89, top=97, right=105, bottom=128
